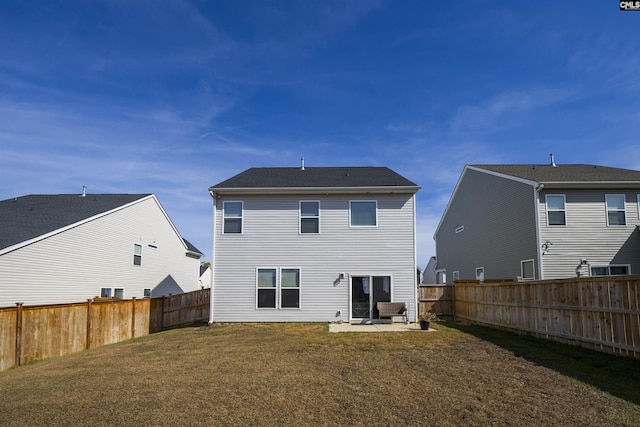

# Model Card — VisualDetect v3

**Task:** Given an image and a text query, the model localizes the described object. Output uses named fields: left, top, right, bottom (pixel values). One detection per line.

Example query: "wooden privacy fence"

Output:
left=0, top=288, right=210, bottom=372
left=455, top=276, right=640, bottom=359
left=418, top=285, right=454, bottom=319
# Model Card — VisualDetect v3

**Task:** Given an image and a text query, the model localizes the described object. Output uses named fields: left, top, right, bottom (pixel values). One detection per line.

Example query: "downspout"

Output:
left=534, top=184, right=544, bottom=280
left=208, top=190, right=217, bottom=324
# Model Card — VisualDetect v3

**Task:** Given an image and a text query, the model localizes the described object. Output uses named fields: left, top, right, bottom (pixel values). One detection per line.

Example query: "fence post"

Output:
left=86, top=299, right=92, bottom=350
left=131, top=297, right=136, bottom=338
left=160, top=296, right=166, bottom=331
left=15, top=303, right=23, bottom=367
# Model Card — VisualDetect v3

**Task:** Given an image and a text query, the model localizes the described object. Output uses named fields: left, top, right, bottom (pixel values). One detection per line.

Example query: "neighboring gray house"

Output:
left=208, top=165, right=421, bottom=323
left=434, top=163, right=640, bottom=282
left=0, top=193, right=203, bottom=306
left=421, top=256, right=438, bottom=284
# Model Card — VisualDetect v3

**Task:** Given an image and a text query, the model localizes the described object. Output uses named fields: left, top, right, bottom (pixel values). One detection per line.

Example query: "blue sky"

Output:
left=2, top=1, right=639, bottom=266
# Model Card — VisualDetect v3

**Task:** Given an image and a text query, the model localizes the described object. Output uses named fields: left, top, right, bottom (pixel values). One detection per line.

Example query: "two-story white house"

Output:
left=208, top=165, right=421, bottom=323
left=434, top=162, right=640, bottom=282
left=0, top=192, right=203, bottom=306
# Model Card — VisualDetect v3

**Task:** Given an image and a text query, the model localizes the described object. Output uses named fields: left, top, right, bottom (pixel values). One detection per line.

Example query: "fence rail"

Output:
left=418, top=285, right=454, bottom=319
left=0, top=289, right=210, bottom=372
left=455, top=276, right=640, bottom=359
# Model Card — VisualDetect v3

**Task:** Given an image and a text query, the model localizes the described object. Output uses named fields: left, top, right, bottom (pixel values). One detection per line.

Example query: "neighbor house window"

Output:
left=521, top=260, right=535, bottom=280
left=546, top=195, right=566, bottom=226
left=100, top=288, right=112, bottom=298
left=143, top=289, right=151, bottom=298
left=133, top=243, right=142, bottom=266
left=476, top=267, right=485, bottom=281
left=280, top=268, right=300, bottom=308
left=452, top=271, right=460, bottom=282
left=300, top=201, right=320, bottom=234
left=350, top=201, right=377, bottom=226
left=223, top=201, right=243, bottom=233
left=257, top=268, right=277, bottom=308
left=591, top=265, right=630, bottom=276
left=606, top=194, right=626, bottom=226
left=114, top=288, right=124, bottom=299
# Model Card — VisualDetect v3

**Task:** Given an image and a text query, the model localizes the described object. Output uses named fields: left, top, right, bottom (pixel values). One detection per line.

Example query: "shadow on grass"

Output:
left=444, top=321, right=640, bottom=405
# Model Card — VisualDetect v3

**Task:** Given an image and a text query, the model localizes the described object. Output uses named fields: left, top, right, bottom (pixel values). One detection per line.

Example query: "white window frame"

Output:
left=99, top=287, right=126, bottom=299
left=521, top=259, right=535, bottom=280
left=452, top=271, right=460, bottom=282
left=280, top=268, right=301, bottom=309
left=349, top=200, right=378, bottom=227
left=545, top=194, right=566, bottom=226
left=223, top=201, right=243, bottom=234
left=605, top=194, right=626, bottom=226
left=590, top=264, right=630, bottom=276
left=435, top=269, right=446, bottom=285
left=299, top=201, right=320, bottom=234
left=476, top=267, right=485, bottom=281
left=256, top=267, right=302, bottom=309
left=133, top=243, right=142, bottom=266
left=256, top=267, right=277, bottom=309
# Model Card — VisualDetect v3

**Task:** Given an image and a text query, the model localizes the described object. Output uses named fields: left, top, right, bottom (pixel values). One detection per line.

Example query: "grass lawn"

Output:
left=1, top=321, right=639, bottom=426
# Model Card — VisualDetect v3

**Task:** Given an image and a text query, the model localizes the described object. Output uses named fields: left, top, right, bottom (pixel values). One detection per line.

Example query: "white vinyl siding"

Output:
left=213, top=194, right=417, bottom=322
left=539, top=190, right=640, bottom=279
left=0, top=196, right=201, bottom=306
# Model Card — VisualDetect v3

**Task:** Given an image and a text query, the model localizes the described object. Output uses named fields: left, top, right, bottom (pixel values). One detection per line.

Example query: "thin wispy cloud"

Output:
left=1, top=1, right=639, bottom=264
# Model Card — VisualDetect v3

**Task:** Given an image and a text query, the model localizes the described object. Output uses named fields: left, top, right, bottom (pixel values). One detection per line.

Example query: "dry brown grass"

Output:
left=1, top=321, right=639, bottom=426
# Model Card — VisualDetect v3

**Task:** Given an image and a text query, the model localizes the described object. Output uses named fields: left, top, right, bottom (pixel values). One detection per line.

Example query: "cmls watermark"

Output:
left=620, top=1, right=640, bottom=10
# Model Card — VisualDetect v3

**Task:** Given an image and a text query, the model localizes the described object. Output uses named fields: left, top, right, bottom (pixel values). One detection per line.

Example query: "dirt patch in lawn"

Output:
left=1, top=322, right=638, bottom=426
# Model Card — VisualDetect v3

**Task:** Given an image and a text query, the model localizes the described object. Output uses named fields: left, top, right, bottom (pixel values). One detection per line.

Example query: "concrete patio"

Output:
left=328, top=322, right=433, bottom=333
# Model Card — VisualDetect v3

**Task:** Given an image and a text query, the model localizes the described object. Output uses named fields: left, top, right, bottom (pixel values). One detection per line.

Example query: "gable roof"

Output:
left=210, top=167, right=420, bottom=195
left=434, top=163, right=640, bottom=239
left=470, top=164, right=640, bottom=185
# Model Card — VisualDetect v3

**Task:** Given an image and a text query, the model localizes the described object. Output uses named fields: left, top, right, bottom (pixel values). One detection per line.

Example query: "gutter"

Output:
left=208, top=189, right=217, bottom=325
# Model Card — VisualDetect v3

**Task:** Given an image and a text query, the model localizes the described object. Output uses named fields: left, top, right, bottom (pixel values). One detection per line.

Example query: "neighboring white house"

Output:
left=199, top=264, right=211, bottom=289
left=208, top=165, right=421, bottom=323
left=0, top=193, right=203, bottom=306
left=434, top=161, right=640, bottom=282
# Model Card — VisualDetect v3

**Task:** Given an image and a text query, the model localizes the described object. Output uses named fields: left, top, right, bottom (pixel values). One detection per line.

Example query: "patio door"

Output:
left=350, top=276, right=391, bottom=320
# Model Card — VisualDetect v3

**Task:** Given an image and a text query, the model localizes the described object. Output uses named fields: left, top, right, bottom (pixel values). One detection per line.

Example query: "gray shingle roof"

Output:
left=0, top=194, right=151, bottom=251
left=210, top=167, right=419, bottom=189
left=471, top=164, right=640, bottom=183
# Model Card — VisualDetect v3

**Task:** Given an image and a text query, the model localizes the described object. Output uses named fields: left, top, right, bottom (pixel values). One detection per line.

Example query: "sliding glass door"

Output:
left=351, top=275, right=391, bottom=320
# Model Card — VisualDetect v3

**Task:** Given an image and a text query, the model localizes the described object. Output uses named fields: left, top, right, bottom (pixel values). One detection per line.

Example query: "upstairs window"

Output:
left=300, top=201, right=320, bottom=234
left=133, top=243, right=142, bottom=266
left=546, top=195, right=566, bottom=226
left=475, top=267, right=485, bottom=281
left=350, top=201, right=377, bottom=227
left=606, top=194, right=626, bottom=226
left=223, top=201, right=243, bottom=233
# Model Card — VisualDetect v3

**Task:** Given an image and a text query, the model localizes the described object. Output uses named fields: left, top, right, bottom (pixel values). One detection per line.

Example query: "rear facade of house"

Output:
left=435, top=163, right=640, bottom=282
left=0, top=194, right=203, bottom=306
left=209, top=166, right=420, bottom=323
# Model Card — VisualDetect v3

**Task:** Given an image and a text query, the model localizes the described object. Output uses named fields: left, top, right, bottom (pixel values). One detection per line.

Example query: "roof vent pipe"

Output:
left=550, top=153, right=556, bottom=167
left=81, top=185, right=87, bottom=197
left=301, top=157, right=305, bottom=171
